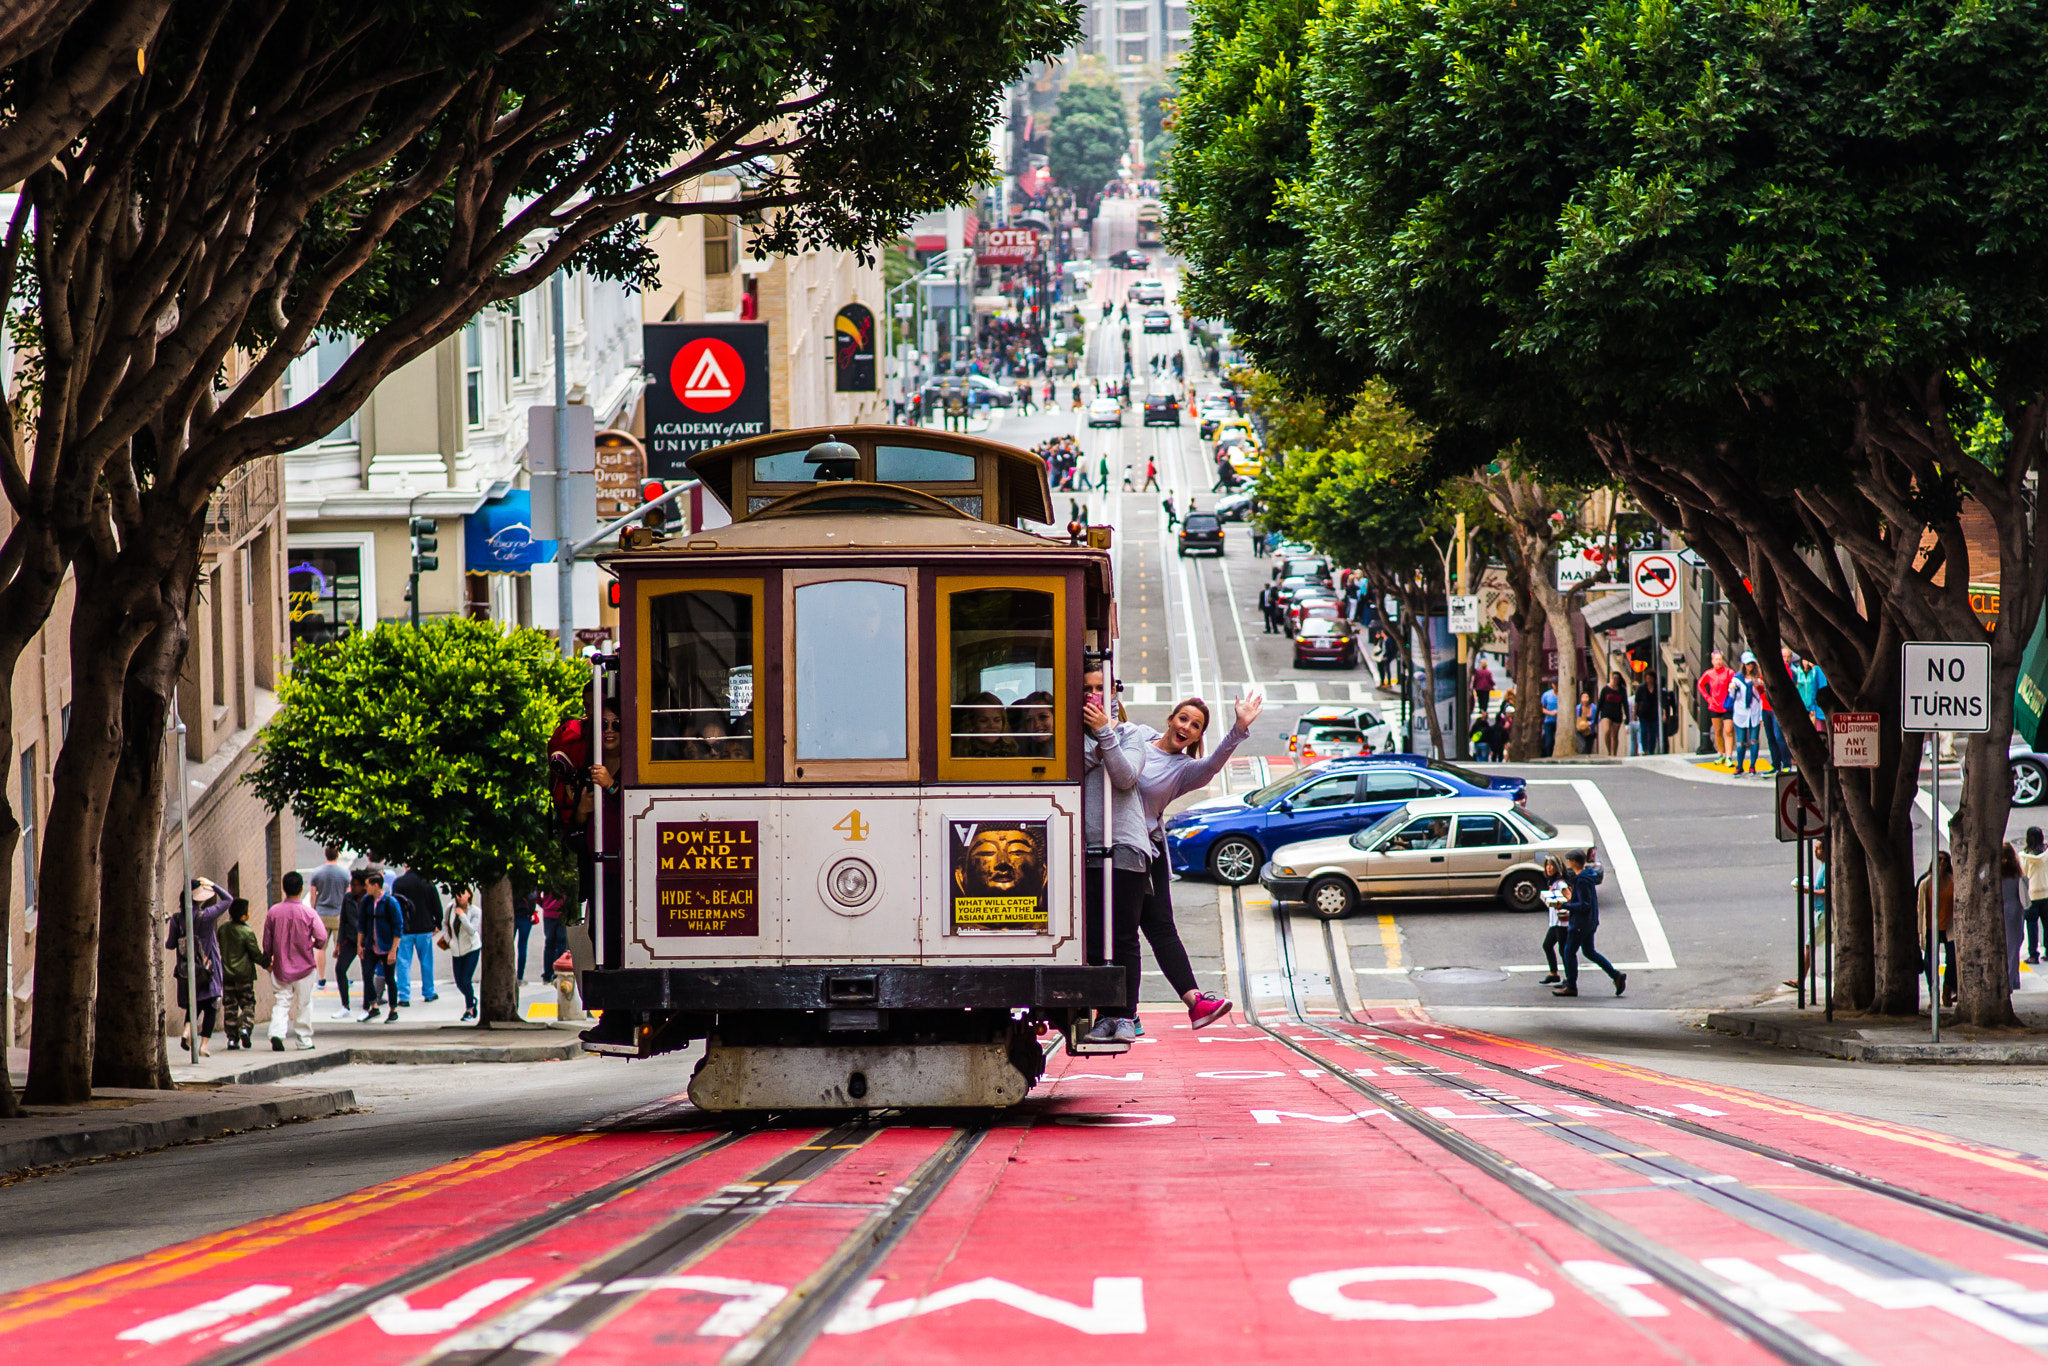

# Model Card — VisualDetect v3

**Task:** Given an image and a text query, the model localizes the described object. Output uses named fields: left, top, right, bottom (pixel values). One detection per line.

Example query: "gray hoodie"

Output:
left=1085, top=721, right=1152, bottom=871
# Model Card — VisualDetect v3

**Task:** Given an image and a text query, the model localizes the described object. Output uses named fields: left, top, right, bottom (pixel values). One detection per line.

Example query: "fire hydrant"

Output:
left=553, top=950, right=583, bottom=1022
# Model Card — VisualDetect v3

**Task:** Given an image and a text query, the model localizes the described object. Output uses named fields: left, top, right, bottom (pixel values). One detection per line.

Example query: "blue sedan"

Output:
left=1164, top=755, right=1528, bottom=886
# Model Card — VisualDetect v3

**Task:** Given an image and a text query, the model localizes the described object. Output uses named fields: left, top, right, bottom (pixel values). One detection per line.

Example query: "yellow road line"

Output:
left=1377, top=913, right=1403, bottom=971
left=0, top=1131, right=603, bottom=1332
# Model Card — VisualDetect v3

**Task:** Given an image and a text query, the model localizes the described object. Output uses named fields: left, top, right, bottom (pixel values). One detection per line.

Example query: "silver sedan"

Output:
left=1259, top=795, right=1594, bottom=919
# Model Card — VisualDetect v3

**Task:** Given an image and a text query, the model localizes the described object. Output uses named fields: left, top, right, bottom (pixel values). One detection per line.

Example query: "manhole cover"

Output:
left=1412, top=967, right=1511, bottom=984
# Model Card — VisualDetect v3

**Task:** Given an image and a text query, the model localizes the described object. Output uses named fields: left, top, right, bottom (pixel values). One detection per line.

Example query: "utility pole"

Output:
left=552, top=270, right=575, bottom=658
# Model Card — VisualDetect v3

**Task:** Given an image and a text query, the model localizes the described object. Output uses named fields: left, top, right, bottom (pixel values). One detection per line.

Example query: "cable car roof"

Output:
left=683, top=425, right=1054, bottom=527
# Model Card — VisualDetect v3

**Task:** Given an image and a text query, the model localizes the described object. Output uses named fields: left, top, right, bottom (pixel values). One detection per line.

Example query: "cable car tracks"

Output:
left=188, top=1114, right=991, bottom=1366
left=1225, top=883, right=2048, bottom=1365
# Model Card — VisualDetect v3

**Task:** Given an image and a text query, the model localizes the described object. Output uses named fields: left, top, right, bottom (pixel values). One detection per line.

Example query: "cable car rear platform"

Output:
left=582, top=965, right=1125, bottom=1013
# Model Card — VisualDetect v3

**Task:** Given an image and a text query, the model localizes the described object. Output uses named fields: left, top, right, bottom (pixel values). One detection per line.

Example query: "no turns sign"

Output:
left=1630, top=551, right=1681, bottom=614
left=1901, top=641, right=1990, bottom=733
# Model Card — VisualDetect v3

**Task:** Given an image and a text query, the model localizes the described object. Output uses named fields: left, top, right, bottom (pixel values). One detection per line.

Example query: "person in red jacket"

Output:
left=1696, top=650, right=1736, bottom=762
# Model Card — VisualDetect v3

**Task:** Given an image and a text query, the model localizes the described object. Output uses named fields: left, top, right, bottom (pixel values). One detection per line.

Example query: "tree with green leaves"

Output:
left=1049, top=81, right=1127, bottom=197
left=1165, top=0, right=1359, bottom=401
left=0, top=0, right=1080, bottom=1106
left=248, top=620, right=588, bottom=1026
left=1292, top=0, right=2048, bottom=1022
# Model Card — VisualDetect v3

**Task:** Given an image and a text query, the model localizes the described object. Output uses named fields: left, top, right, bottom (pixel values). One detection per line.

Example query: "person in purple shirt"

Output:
left=263, top=870, right=329, bottom=1050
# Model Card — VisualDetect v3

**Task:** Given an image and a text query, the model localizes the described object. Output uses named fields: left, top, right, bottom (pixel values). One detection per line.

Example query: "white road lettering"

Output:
left=220, top=1285, right=366, bottom=1343
left=1050, top=1073, right=1146, bottom=1082
left=1701, top=1259, right=1842, bottom=1313
left=1677, top=1103, right=1730, bottom=1116
left=1560, top=1262, right=1668, bottom=1317
left=825, top=1276, right=1145, bottom=1335
left=1250, top=1109, right=1389, bottom=1124
left=1290, top=1266, right=1555, bottom=1322
left=1053, top=1113, right=1176, bottom=1127
left=1782, top=1254, right=2048, bottom=1345
left=1197, top=1070, right=1286, bottom=1080
left=369, top=1278, right=533, bottom=1336
left=118, top=1285, right=293, bottom=1344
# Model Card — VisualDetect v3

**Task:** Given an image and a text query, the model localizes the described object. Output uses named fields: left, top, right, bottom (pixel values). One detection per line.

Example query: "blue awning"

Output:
left=466, top=489, right=554, bottom=573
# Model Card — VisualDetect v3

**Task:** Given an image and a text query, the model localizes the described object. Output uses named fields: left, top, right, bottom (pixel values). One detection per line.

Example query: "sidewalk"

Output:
left=1, top=1082, right=359, bottom=1174
left=1709, top=996, right=2048, bottom=1062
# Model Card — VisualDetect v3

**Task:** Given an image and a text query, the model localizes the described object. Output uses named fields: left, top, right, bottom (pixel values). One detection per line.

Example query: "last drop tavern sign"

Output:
left=643, top=322, right=771, bottom=479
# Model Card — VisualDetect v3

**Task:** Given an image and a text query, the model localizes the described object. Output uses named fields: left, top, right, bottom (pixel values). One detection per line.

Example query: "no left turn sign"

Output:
left=1775, top=771, right=1826, bottom=843
left=1630, top=551, right=1681, bottom=614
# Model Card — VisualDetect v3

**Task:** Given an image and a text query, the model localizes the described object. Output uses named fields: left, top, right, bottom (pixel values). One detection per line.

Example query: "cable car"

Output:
left=578, top=426, right=1126, bottom=1110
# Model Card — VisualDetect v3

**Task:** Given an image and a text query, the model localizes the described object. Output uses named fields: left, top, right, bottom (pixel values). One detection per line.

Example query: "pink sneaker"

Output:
left=1188, top=993, right=1234, bottom=1029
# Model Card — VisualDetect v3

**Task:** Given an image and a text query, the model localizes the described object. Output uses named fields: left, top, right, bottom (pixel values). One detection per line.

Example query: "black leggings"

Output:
left=1541, top=926, right=1569, bottom=974
left=335, top=940, right=358, bottom=1010
left=1143, top=856, right=1200, bottom=1000
left=1085, top=862, right=1151, bottom=1016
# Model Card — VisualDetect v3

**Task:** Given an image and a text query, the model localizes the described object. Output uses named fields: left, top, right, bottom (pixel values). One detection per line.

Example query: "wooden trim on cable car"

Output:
left=632, top=575, right=768, bottom=788
left=934, top=573, right=1070, bottom=784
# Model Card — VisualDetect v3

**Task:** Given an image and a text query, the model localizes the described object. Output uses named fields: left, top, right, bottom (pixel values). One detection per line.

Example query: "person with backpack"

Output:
left=392, top=865, right=444, bottom=1006
left=357, top=869, right=404, bottom=1023
left=329, top=867, right=366, bottom=1020
left=218, top=899, right=267, bottom=1050
left=1555, top=849, right=1625, bottom=997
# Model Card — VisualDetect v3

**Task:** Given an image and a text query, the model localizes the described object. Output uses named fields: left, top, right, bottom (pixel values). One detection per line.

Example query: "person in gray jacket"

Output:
left=1081, top=667, right=1152, bottom=1044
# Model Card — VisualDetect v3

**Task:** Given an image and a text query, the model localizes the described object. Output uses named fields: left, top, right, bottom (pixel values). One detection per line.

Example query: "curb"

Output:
left=2, top=1085, right=357, bottom=1173
left=1707, top=1010, right=2048, bottom=1063
left=195, top=1039, right=585, bottom=1087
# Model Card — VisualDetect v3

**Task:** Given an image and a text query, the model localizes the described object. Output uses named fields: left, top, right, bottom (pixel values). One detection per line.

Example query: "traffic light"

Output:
left=409, top=516, right=439, bottom=573
left=639, top=478, right=683, bottom=533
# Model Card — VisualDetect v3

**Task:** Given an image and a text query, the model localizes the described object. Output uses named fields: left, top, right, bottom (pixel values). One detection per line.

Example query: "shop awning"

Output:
left=466, top=488, right=554, bottom=573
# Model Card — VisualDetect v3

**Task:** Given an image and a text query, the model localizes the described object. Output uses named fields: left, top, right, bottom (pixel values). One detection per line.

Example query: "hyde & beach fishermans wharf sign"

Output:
left=655, top=821, right=760, bottom=936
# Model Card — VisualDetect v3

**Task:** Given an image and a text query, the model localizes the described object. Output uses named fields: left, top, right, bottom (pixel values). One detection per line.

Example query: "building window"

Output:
left=1118, top=6, right=1146, bottom=31
left=1120, top=38, right=1148, bottom=62
left=509, top=294, right=529, bottom=382
left=17, top=746, right=35, bottom=916
left=280, top=332, right=359, bottom=444
left=288, top=545, right=366, bottom=648
left=464, top=322, right=484, bottom=427
left=704, top=215, right=735, bottom=277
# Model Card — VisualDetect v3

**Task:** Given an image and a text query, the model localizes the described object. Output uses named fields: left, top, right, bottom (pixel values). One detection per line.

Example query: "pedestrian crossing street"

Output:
left=1121, top=679, right=1391, bottom=706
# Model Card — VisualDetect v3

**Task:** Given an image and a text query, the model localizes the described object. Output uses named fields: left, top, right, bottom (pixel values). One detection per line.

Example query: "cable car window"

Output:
left=949, top=589, right=1056, bottom=758
left=874, top=445, right=977, bottom=483
left=794, top=580, right=907, bottom=760
left=646, top=589, right=755, bottom=762
left=752, top=449, right=829, bottom=483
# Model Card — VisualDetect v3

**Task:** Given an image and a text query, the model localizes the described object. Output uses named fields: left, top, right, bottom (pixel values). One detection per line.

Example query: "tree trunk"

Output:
left=479, top=874, right=518, bottom=1026
left=23, top=626, right=125, bottom=1104
left=1505, top=571, right=1548, bottom=762
left=1409, top=587, right=1449, bottom=758
left=1950, top=732, right=2021, bottom=1027
left=0, top=812, right=22, bottom=1117
left=1827, top=780, right=1871, bottom=1013
left=1530, top=576, right=1582, bottom=759
left=91, top=611, right=183, bottom=1090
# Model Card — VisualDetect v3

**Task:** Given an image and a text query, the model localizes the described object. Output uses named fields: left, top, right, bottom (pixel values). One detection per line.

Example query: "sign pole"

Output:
left=1930, top=733, right=1941, bottom=1044
left=1823, top=763, right=1833, bottom=1022
left=1797, top=828, right=1808, bottom=1010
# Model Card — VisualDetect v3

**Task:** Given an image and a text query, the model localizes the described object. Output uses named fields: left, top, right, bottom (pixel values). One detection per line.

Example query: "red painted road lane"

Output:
left=1340, top=1020, right=2048, bottom=1291
left=258, top=1128, right=812, bottom=1366
left=5, top=1126, right=770, bottom=1366
left=553, top=1127, right=960, bottom=1366
left=1280, top=1025, right=2048, bottom=1362
left=1359, top=1013, right=2048, bottom=1239
left=795, top=1027, right=1775, bottom=1365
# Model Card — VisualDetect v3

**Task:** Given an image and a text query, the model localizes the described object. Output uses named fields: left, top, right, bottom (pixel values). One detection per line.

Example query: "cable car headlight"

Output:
left=824, top=856, right=879, bottom=913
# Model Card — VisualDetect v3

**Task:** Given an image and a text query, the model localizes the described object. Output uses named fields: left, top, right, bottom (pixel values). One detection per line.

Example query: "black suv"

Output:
left=1110, top=249, right=1152, bottom=269
left=1143, top=394, right=1181, bottom=426
left=1178, top=511, right=1225, bottom=557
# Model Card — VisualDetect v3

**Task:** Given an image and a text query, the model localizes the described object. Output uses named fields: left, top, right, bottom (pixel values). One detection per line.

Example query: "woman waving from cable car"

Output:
left=1137, top=693, right=1263, bottom=1029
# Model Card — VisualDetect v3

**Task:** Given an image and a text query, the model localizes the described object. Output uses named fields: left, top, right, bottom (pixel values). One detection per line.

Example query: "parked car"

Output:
left=2014, top=736, right=2047, bottom=806
left=1229, top=447, right=1264, bottom=479
left=1143, top=393, right=1181, bottom=426
left=962, top=375, right=1015, bottom=407
left=1294, top=620, right=1360, bottom=669
left=1215, top=487, right=1258, bottom=522
left=1165, top=756, right=1527, bottom=885
left=1198, top=405, right=1235, bottom=439
left=1260, top=796, right=1592, bottom=918
left=1288, top=596, right=1341, bottom=636
left=1142, top=308, right=1173, bottom=334
left=1292, top=724, right=1371, bottom=761
left=1272, top=576, right=1320, bottom=611
left=1178, top=511, right=1225, bottom=557
left=1087, top=397, right=1123, bottom=427
left=1109, top=249, right=1151, bottom=269
left=1293, top=706, right=1396, bottom=755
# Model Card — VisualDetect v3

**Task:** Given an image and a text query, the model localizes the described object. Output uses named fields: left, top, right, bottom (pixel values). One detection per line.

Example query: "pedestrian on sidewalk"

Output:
left=538, top=889, right=568, bottom=983
left=1573, top=686, right=1596, bottom=755
left=219, top=899, right=268, bottom=1050
left=1259, top=582, right=1277, bottom=634
left=358, top=869, right=403, bottom=1023
left=1554, top=850, right=1625, bottom=997
left=515, top=888, right=537, bottom=981
left=1537, top=857, right=1570, bottom=985
left=2021, top=828, right=2048, bottom=964
left=1472, top=659, right=1496, bottom=720
left=1136, top=693, right=1263, bottom=1030
left=1541, top=684, right=1559, bottom=757
left=1635, top=672, right=1662, bottom=756
left=446, top=885, right=483, bottom=1022
left=392, top=865, right=444, bottom=1006
left=263, top=870, right=329, bottom=1050
left=309, top=844, right=349, bottom=987
left=168, top=878, right=231, bottom=1057
left=331, top=867, right=365, bottom=1019
left=1697, top=650, right=1736, bottom=762
left=2002, top=843, right=2028, bottom=992
left=1916, top=852, right=1957, bottom=1008
left=1730, top=653, right=1765, bottom=774
left=1597, top=670, right=1629, bottom=757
